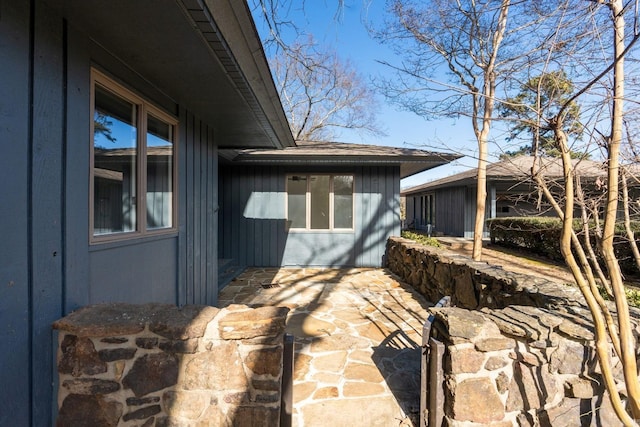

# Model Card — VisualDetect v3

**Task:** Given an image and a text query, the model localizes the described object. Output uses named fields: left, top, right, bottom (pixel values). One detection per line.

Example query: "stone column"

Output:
left=53, top=303, right=289, bottom=427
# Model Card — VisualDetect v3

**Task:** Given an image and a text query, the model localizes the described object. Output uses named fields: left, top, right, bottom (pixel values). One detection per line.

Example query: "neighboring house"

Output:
left=0, top=1, right=458, bottom=424
left=402, top=156, right=607, bottom=238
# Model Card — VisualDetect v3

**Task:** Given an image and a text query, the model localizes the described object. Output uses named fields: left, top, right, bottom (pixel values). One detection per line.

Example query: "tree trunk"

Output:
left=576, top=176, right=613, bottom=296
left=473, top=143, right=488, bottom=260
left=551, top=123, right=633, bottom=424
left=600, top=1, right=640, bottom=418
left=471, top=0, right=510, bottom=261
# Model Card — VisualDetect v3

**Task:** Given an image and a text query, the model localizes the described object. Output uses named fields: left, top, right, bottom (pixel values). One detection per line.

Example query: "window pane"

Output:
left=287, top=176, right=307, bottom=228
left=146, top=114, right=173, bottom=230
left=333, top=175, right=353, bottom=228
left=310, top=175, right=330, bottom=229
left=93, top=85, right=137, bottom=235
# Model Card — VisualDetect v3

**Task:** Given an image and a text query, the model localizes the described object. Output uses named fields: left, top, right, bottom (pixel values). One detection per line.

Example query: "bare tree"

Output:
left=251, top=0, right=344, bottom=53
left=272, top=39, right=383, bottom=141
left=251, top=1, right=381, bottom=142
left=373, top=0, right=551, bottom=260
left=620, top=94, right=640, bottom=274
left=597, top=2, right=640, bottom=418
left=523, top=0, right=640, bottom=422
left=621, top=167, right=640, bottom=274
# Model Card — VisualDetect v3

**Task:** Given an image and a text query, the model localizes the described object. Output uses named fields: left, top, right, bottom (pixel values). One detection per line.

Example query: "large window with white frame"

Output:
left=91, top=69, right=177, bottom=242
left=286, top=174, right=354, bottom=230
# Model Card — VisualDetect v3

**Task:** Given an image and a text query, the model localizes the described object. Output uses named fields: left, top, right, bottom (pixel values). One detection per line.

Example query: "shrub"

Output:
left=401, top=230, right=441, bottom=248
left=625, top=288, right=640, bottom=308
left=486, top=217, right=640, bottom=275
left=486, top=217, right=565, bottom=261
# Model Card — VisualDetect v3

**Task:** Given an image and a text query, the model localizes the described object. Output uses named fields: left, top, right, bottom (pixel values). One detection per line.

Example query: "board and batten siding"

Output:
left=463, top=186, right=477, bottom=238
left=1, top=4, right=219, bottom=425
left=408, top=184, right=497, bottom=238
left=85, top=109, right=218, bottom=307
left=69, top=42, right=219, bottom=311
left=177, top=112, right=218, bottom=307
left=462, top=185, right=494, bottom=238
left=1, top=3, right=65, bottom=425
left=219, top=165, right=400, bottom=268
left=434, top=187, right=467, bottom=237
left=405, top=196, right=415, bottom=228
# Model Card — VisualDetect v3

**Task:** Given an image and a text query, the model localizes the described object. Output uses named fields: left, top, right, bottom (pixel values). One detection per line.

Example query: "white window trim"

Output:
left=286, top=174, right=355, bottom=231
left=90, top=69, right=178, bottom=244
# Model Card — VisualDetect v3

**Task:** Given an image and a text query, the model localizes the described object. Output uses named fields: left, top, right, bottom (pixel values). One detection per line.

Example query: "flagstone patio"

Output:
left=218, top=268, right=433, bottom=427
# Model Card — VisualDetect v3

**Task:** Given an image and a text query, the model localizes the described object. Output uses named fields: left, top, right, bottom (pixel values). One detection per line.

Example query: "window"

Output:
left=286, top=174, right=354, bottom=230
left=91, top=70, right=177, bottom=242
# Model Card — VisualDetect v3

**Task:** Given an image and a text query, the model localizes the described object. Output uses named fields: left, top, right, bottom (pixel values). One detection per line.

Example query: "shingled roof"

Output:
left=402, top=155, right=606, bottom=195
left=220, top=140, right=461, bottom=179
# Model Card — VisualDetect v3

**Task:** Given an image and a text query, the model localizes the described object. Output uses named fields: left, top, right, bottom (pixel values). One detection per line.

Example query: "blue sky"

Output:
left=250, top=1, right=483, bottom=188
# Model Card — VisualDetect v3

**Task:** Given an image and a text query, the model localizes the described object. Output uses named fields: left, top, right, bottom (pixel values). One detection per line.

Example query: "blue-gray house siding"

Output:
left=405, top=185, right=494, bottom=238
left=2, top=1, right=451, bottom=424
left=219, top=165, right=401, bottom=268
left=1, top=3, right=71, bottom=424
left=65, top=41, right=220, bottom=310
left=1, top=3, right=223, bottom=424
left=83, top=108, right=219, bottom=307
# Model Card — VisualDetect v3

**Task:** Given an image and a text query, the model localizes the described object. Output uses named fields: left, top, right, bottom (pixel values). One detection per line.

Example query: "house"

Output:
left=402, top=156, right=606, bottom=237
left=0, top=1, right=458, bottom=424
left=218, top=141, right=458, bottom=272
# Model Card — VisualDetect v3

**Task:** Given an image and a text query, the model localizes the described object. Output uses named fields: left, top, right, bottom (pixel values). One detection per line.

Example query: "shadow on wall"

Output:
left=293, top=191, right=399, bottom=268
left=218, top=165, right=288, bottom=270
left=218, top=165, right=400, bottom=270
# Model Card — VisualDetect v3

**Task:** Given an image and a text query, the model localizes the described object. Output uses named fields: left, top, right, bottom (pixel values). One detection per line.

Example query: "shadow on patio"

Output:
left=218, top=267, right=433, bottom=427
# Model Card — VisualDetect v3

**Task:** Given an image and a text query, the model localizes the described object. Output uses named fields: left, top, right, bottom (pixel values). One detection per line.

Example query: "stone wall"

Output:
left=386, top=236, right=584, bottom=310
left=386, top=237, right=640, bottom=426
left=428, top=305, right=628, bottom=425
left=53, top=303, right=289, bottom=427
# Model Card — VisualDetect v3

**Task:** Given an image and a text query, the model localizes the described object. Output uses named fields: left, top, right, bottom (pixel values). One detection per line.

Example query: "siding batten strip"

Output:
left=27, top=2, right=36, bottom=424
left=177, top=107, right=187, bottom=306
left=31, top=3, right=65, bottom=424
left=186, top=113, right=194, bottom=304
left=0, top=3, right=31, bottom=421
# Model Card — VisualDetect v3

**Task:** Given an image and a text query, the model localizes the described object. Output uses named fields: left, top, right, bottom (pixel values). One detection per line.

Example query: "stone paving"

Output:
left=218, top=268, right=433, bottom=427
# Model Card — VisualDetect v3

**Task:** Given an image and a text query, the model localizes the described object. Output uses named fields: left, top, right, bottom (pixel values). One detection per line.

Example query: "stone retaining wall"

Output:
left=386, top=237, right=584, bottom=310
left=53, top=303, right=289, bottom=427
left=386, top=236, right=640, bottom=426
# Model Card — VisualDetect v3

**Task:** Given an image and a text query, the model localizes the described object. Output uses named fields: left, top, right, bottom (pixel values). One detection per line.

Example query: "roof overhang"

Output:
left=401, top=156, right=609, bottom=195
left=220, top=141, right=461, bottom=179
left=43, top=0, right=294, bottom=149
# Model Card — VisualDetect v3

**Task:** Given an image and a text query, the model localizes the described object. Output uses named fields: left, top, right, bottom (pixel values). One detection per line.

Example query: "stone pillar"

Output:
left=428, top=306, right=624, bottom=426
left=53, top=303, right=289, bottom=427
